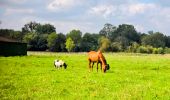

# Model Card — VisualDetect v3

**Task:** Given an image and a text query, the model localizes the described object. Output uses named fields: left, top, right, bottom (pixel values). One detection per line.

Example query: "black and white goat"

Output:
left=54, top=60, right=67, bottom=69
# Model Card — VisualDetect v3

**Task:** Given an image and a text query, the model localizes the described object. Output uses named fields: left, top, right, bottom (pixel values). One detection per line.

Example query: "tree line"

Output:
left=1, top=21, right=170, bottom=53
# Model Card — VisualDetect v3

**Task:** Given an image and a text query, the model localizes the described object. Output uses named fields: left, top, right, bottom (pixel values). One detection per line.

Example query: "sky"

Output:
left=0, top=0, right=170, bottom=35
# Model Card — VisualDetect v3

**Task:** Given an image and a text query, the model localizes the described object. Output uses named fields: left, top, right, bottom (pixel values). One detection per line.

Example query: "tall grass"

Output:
left=0, top=52, right=170, bottom=99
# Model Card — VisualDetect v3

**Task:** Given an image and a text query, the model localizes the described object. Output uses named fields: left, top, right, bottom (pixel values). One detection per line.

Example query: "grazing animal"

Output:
left=54, top=60, right=67, bottom=69
left=88, top=50, right=110, bottom=73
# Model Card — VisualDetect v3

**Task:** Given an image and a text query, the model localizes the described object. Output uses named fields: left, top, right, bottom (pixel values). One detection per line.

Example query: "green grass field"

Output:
left=0, top=52, right=170, bottom=100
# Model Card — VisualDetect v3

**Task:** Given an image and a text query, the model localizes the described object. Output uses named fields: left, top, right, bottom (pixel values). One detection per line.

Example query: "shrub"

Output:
left=146, top=45, right=153, bottom=54
left=165, top=47, right=170, bottom=54
left=157, top=47, right=164, bottom=54
left=137, top=46, right=148, bottom=53
left=132, top=45, right=165, bottom=54
left=153, top=48, right=158, bottom=54
left=128, top=42, right=139, bottom=53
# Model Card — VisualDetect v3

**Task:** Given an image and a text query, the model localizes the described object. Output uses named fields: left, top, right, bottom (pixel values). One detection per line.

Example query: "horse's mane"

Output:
left=97, top=50, right=107, bottom=65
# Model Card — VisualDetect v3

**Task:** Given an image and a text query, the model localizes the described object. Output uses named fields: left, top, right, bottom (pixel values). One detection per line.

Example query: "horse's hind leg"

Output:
left=88, top=59, right=91, bottom=72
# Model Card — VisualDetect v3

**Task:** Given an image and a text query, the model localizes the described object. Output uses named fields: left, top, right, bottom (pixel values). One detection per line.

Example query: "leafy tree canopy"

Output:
left=65, top=37, right=75, bottom=52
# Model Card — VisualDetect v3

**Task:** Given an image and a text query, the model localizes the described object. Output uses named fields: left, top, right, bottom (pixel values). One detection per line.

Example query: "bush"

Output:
left=111, top=42, right=122, bottom=52
left=127, top=42, right=139, bottom=53
left=153, top=48, right=158, bottom=54
left=157, top=47, right=164, bottom=54
left=137, top=46, right=148, bottom=53
left=152, top=47, right=164, bottom=54
left=130, top=45, right=165, bottom=54
left=146, top=45, right=153, bottom=54
left=165, top=47, right=170, bottom=54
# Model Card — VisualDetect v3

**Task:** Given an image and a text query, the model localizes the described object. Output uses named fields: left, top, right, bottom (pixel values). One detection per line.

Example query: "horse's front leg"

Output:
left=100, top=63, right=102, bottom=72
left=92, top=62, right=94, bottom=72
left=97, top=62, right=99, bottom=72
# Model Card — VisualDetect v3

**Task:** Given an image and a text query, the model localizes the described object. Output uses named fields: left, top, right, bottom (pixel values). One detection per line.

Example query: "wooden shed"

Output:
left=0, top=37, right=27, bottom=56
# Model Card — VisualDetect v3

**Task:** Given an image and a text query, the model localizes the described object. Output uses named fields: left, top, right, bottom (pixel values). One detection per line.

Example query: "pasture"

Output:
left=0, top=52, right=170, bottom=100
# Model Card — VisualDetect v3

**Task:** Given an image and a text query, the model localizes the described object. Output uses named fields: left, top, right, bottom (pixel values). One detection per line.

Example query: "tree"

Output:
left=67, top=29, right=82, bottom=51
left=22, top=21, right=55, bottom=35
left=23, top=32, right=37, bottom=50
left=37, top=34, right=48, bottom=51
left=80, top=33, right=99, bottom=51
left=113, top=36, right=130, bottom=51
left=56, top=33, right=67, bottom=52
left=47, top=33, right=66, bottom=52
left=114, top=24, right=140, bottom=42
left=65, top=37, right=75, bottom=52
left=98, top=36, right=111, bottom=52
left=36, top=24, right=56, bottom=34
left=0, top=29, right=23, bottom=41
left=22, top=21, right=39, bottom=33
left=23, top=33, right=48, bottom=51
left=142, top=32, right=166, bottom=48
left=47, top=32, right=58, bottom=51
left=165, top=36, right=170, bottom=47
left=99, top=23, right=117, bottom=40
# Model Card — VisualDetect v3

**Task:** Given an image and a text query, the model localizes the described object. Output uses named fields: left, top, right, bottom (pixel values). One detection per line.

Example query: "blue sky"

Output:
left=0, top=0, right=170, bottom=35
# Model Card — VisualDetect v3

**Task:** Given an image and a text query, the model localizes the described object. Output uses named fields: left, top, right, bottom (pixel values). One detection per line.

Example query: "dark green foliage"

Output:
left=113, top=36, right=130, bottom=51
left=22, top=21, right=56, bottom=34
left=57, top=33, right=67, bottom=52
left=165, top=36, right=170, bottom=47
left=1, top=22, right=170, bottom=53
left=0, top=42, right=27, bottom=56
left=80, top=33, right=99, bottom=51
left=47, top=32, right=58, bottom=51
left=66, top=29, right=82, bottom=52
left=47, top=33, right=66, bottom=52
left=36, top=24, right=56, bottom=34
left=110, top=42, right=122, bottom=52
left=0, top=29, right=23, bottom=42
left=99, top=23, right=140, bottom=51
left=99, top=23, right=117, bottom=40
left=114, top=24, right=140, bottom=42
left=142, top=32, right=166, bottom=48
left=23, top=33, right=48, bottom=51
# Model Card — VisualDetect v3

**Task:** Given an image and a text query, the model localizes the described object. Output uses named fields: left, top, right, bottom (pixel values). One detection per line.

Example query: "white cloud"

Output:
left=5, top=8, right=34, bottom=15
left=126, top=3, right=156, bottom=15
left=88, top=5, right=116, bottom=18
left=88, top=3, right=156, bottom=18
left=47, top=0, right=84, bottom=11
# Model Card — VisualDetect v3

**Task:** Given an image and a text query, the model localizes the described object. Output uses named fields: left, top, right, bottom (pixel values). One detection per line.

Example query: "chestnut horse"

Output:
left=88, top=50, right=110, bottom=73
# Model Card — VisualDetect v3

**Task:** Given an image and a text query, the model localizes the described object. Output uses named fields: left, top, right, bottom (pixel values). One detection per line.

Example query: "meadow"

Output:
left=0, top=52, right=170, bottom=100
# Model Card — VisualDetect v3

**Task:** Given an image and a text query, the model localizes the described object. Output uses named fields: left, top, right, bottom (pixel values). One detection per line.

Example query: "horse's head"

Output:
left=63, top=63, right=67, bottom=69
left=106, top=64, right=110, bottom=70
left=103, top=64, right=110, bottom=72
